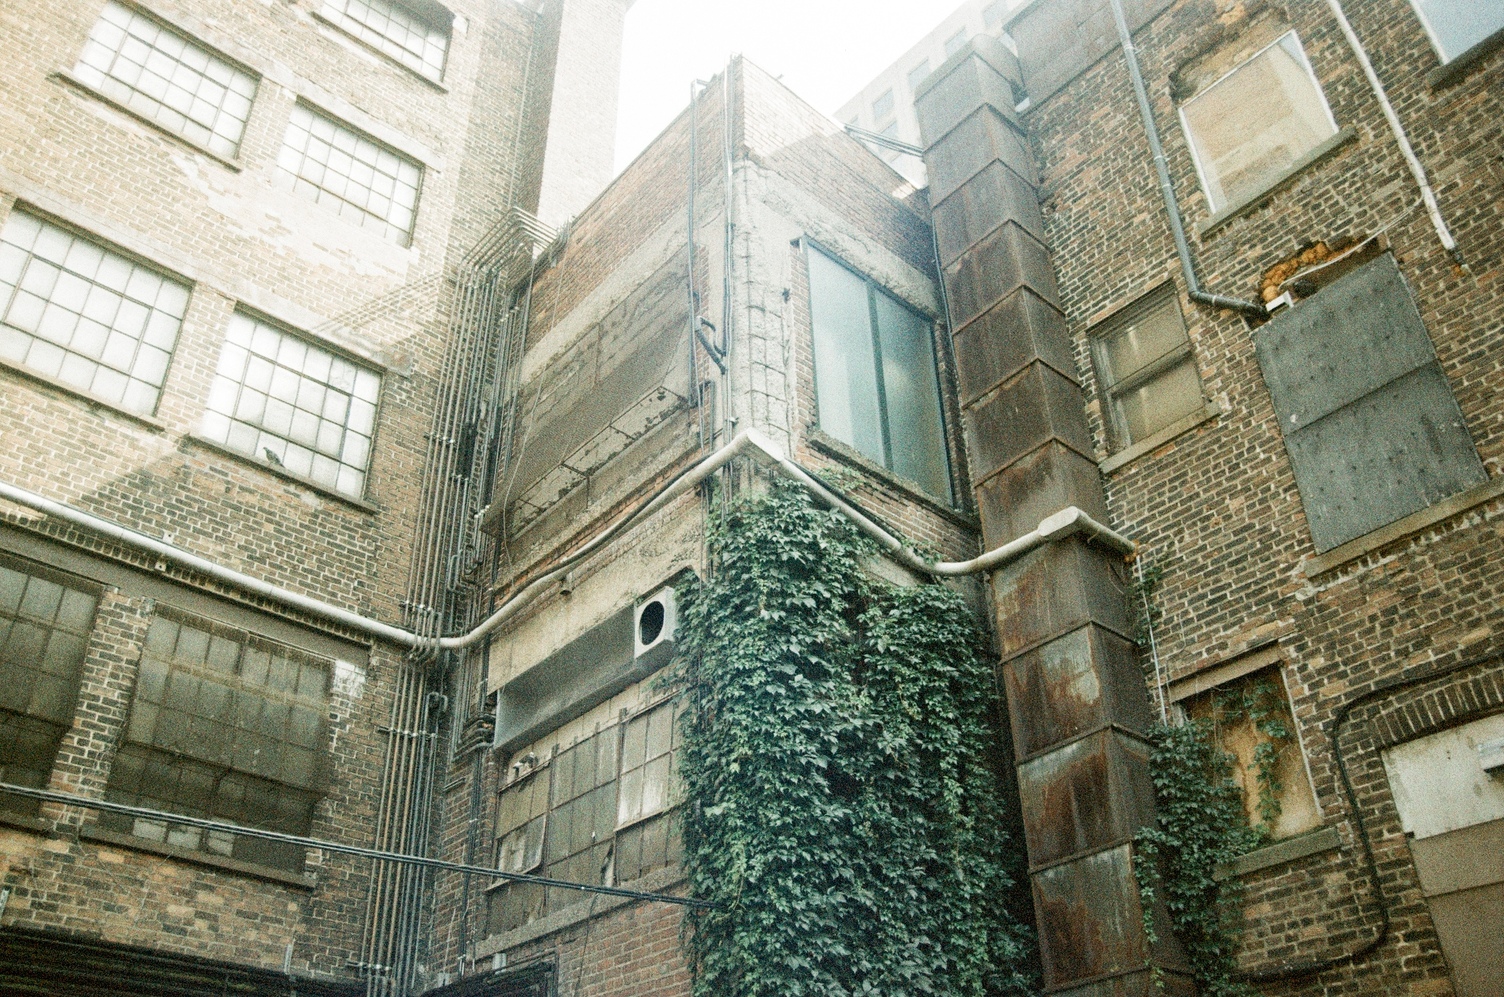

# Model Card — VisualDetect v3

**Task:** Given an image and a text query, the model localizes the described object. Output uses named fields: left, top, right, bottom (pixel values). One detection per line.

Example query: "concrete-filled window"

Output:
left=944, top=28, right=970, bottom=57
left=73, top=2, right=258, bottom=159
left=1089, top=285, right=1204, bottom=450
left=1179, top=31, right=1337, bottom=214
left=1181, top=666, right=1321, bottom=842
left=806, top=245, right=952, bottom=502
left=277, top=103, right=422, bottom=245
left=907, top=59, right=931, bottom=94
left=488, top=698, right=685, bottom=936
left=871, top=88, right=895, bottom=122
left=0, top=555, right=99, bottom=816
left=201, top=311, right=381, bottom=498
left=321, top=0, right=451, bottom=81
left=100, top=612, right=331, bottom=874
left=1409, top=0, right=1504, bottom=63
left=0, top=210, right=188, bottom=416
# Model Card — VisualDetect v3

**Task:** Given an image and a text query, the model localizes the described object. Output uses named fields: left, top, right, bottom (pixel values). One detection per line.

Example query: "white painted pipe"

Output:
left=0, top=430, right=1134, bottom=650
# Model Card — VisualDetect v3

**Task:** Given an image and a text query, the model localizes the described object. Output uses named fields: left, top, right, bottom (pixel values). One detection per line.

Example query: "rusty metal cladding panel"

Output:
left=953, top=287, right=1075, bottom=406
left=992, top=538, right=1130, bottom=657
left=914, top=42, right=1022, bottom=149
left=1033, top=844, right=1147, bottom=986
left=934, top=160, right=1046, bottom=265
left=1256, top=254, right=1439, bottom=426
left=1282, top=364, right=1485, bottom=551
left=1001, top=624, right=1152, bottom=759
left=944, top=223, right=1059, bottom=330
left=925, top=106, right=1036, bottom=206
left=1015, top=728, right=1157, bottom=864
left=1007, top=0, right=1176, bottom=108
left=976, top=443, right=1107, bottom=551
left=964, top=362, right=1092, bottom=484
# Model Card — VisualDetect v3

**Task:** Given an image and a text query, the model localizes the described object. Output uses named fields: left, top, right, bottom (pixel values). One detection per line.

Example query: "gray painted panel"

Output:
left=1257, top=254, right=1438, bottom=428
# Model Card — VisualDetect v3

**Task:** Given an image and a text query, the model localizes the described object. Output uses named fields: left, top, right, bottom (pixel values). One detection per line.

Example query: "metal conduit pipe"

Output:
left=1106, top=0, right=1268, bottom=320
left=0, top=431, right=1133, bottom=650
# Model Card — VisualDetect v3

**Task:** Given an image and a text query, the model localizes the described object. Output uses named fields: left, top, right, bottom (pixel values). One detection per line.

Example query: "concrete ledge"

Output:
left=79, top=825, right=318, bottom=889
left=1301, top=474, right=1504, bottom=577
left=1427, top=26, right=1504, bottom=90
left=1098, top=401, right=1221, bottom=475
left=1215, top=824, right=1341, bottom=880
left=805, top=430, right=975, bottom=528
left=1197, top=126, right=1358, bottom=238
left=474, top=865, right=687, bottom=960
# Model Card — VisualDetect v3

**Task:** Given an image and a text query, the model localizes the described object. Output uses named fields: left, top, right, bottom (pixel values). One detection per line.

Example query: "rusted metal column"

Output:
left=915, top=37, right=1192, bottom=996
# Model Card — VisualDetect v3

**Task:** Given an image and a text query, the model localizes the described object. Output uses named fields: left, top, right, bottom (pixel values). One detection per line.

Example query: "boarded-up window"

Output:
left=1089, top=285, right=1205, bottom=449
left=1254, top=253, right=1485, bottom=552
left=100, top=612, right=331, bottom=873
left=0, top=555, right=99, bottom=815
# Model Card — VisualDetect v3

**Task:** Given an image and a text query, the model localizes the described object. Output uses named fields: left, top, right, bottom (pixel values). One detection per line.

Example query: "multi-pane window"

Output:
left=100, top=612, right=331, bottom=874
left=321, top=0, right=451, bottom=81
left=806, top=245, right=951, bottom=502
left=200, top=312, right=381, bottom=498
left=73, top=2, right=258, bottom=159
left=488, top=698, right=684, bottom=936
left=1180, top=31, right=1338, bottom=213
left=0, top=210, right=188, bottom=415
left=1409, top=0, right=1504, bottom=63
left=944, top=28, right=970, bottom=57
left=0, top=556, right=99, bottom=816
left=907, top=60, right=932, bottom=95
left=1090, top=286, right=1204, bottom=450
left=278, top=104, right=422, bottom=245
left=871, top=88, right=895, bottom=122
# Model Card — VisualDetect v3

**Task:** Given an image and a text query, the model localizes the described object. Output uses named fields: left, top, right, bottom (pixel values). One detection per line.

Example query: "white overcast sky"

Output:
left=613, top=0, right=957, bottom=172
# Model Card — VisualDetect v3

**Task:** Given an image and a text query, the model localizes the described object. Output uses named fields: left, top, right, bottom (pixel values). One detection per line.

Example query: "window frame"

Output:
left=318, top=0, right=454, bottom=83
left=1088, top=284, right=1206, bottom=453
left=1407, top=0, right=1504, bottom=65
left=801, top=239, right=955, bottom=504
left=1177, top=29, right=1339, bottom=215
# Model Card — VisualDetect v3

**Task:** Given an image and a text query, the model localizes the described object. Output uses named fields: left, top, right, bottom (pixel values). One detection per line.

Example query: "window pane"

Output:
left=1111, top=355, right=1204, bottom=444
left=74, top=2, right=258, bottom=157
left=1095, top=294, right=1188, bottom=386
left=871, top=88, right=894, bottom=122
left=321, top=0, right=450, bottom=81
left=1181, top=32, right=1337, bottom=212
left=944, top=28, right=969, bottom=57
left=906, top=60, right=931, bottom=94
left=1412, top=0, right=1504, bottom=62
left=874, top=292, right=950, bottom=501
left=808, top=250, right=884, bottom=464
left=278, top=104, right=421, bottom=245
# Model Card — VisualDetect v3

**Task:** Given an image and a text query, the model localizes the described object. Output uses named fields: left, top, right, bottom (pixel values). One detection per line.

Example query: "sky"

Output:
left=613, top=0, right=960, bottom=172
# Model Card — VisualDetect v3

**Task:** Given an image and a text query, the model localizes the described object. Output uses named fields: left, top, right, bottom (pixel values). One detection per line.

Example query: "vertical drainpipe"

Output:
left=914, top=34, right=1194, bottom=995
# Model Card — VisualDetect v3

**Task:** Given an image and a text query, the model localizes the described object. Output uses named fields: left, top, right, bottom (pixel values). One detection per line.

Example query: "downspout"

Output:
left=1323, top=0, right=1466, bottom=271
left=1106, top=0, right=1267, bottom=320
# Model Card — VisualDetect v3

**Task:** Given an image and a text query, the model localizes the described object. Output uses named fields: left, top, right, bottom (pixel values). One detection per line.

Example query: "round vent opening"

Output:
left=638, top=600, right=666, bottom=646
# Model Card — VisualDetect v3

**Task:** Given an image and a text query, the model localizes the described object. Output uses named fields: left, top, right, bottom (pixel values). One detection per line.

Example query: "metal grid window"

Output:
left=0, top=556, right=99, bottom=816
left=200, top=311, right=381, bottom=498
left=1409, top=0, right=1504, bottom=63
left=321, top=0, right=450, bottom=81
left=101, top=612, right=331, bottom=873
left=1089, top=286, right=1205, bottom=450
left=0, top=210, right=188, bottom=415
left=614, top=698, right=684, bottom=884
left=1179, top=31, right=1338, bottom=213
left=73, top=2, right=258, bottom=159
left=278, top=104, right=422, bottom=245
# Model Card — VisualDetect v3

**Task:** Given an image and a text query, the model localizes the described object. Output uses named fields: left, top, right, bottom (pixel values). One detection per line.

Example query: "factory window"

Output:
left=488, top=698, right=685, bottom=936
left=1408, top=0, right=1504, bottom=63
left=0, top=210, right=188, bottom=416
left=200, top=311, right=381, bottom=498
left=871, top=88, right=895, bottom=122
left=806, top=245, right=952, bottom=502
left=907, top=59, right=931, bottom=94
left=1090, top=285, right=1204, bottom=451
left=1181, top=667, right=1321, bottom=842
left=277, top=103, right=422, bottom=245
left=321, top=0, right=451, bottom=81
left=0, top=555, right=100, bottom=817
left=100, top=612, right=331, bottom=874
left=73, top=2, right=258, bottom=158
left=944, top=28, right=970, bottom=57
left=1179, top=31, right=1338, bottom=214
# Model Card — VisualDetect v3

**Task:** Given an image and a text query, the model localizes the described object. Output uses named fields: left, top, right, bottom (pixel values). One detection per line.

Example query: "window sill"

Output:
left=52, top=71, right=244, bottom=172
left=474, top=864, right=687, bottom=960
left=79, top=825, right=317, bottom=889
left=0, top=354, right=168, bottom=432
left=310, top=11, right=450, bottom=93
left=1300, top=474, right=1504, bottom=577
left=1098, top=401, right=1221, bottom=475
left=805, top=429, right=977, bottom=531
left=186, top=434, right=381, bottom=514
left=1214, top=824, right=1341, bottom=881
left=1197, top=126, right=1358, bottom=238
left=1427, top=26, right=1504, bottom=90
left=0, top=808, right=49, bottom=835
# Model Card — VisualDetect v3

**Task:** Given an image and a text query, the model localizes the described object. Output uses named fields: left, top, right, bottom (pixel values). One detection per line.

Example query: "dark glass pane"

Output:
left=874, top=291, right=950, bottom=500
left=808, top=249, right=884, bottom=463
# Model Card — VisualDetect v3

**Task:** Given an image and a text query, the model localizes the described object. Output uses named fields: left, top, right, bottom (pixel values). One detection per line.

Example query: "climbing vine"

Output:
left=1211, top=679, right=1295, bottom=839
left=674, top=480, right=1033, bottom=997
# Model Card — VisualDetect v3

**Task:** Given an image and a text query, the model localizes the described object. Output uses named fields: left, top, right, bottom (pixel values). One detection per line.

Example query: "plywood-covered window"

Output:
left=1089, top=285, right=1204, bottom=450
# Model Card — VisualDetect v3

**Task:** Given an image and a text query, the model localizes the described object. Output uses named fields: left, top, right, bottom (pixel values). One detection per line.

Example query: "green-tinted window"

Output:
left=1090, top=286, right=1205, bottom=449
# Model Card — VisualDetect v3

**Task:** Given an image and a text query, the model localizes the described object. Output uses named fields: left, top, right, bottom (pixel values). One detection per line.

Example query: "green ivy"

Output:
left=1134, top=721, right=1261, bottom=996
left=675, top=480, right=1033, bottom=997
left=1211, top=679, right=1294, bottom=839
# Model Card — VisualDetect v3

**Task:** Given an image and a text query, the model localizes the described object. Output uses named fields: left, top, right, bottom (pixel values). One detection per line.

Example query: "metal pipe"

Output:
left=1323, top=0, right=1466, bottom=270
left=1106, top=0, right=1267, bottom=320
